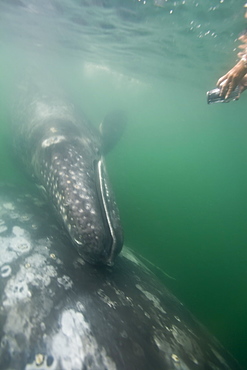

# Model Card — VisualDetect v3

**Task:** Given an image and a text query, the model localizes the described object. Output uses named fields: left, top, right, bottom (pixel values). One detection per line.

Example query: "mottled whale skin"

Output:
left=0, top=186, right=241, bottom=370
left=11, top=79, right=124, bottom=265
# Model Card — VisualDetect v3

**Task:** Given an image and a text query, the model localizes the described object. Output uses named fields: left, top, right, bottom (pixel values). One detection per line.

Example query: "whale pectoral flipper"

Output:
left=100, top=110, right=127, bottom=154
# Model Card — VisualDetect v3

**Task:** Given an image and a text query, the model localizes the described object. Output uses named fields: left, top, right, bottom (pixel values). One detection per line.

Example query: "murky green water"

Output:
left=1, top=0, right=247, bottom=367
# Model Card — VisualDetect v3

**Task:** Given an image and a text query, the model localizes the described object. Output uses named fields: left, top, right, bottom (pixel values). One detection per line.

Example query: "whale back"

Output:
left=0, top=185, right=241, bottom=370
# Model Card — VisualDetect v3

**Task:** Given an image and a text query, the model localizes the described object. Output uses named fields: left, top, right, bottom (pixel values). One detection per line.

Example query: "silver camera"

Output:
left=207, top=86, right=240, bottom=104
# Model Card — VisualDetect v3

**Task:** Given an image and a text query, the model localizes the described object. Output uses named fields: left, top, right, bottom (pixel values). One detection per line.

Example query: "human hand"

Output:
left=216, top=59, right=247, bottom=99
left=216, top=33, right=247, bottom=100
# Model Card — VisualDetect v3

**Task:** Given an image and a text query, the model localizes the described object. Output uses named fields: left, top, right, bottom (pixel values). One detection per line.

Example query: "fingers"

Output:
left=216, top=75, right=227, bottom=87
left=216, top=76, right=231, bottom=98
left=238, top=44, right=247, bottom=49
left=225, top=81, right=234, bottom=99
left=238, top=34, right=247, bottom=42
left=220, top=79, right=231, bottom=99
left=237, top=51, right=245, bottom=58
left=219, top=80, right=226, bottom=95
left=238, top=85, right=244, bottom=95
left=238, top=79, right=247, bottom=94
left=217, top=76, right=236, bottom=99
left=216, top=61, right=246, bottom=98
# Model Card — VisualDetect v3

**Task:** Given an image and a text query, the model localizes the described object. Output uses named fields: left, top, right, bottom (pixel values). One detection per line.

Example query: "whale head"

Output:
left=32, top=118, right=124, bottom=266
left=12, top=84, right=125, bottom=265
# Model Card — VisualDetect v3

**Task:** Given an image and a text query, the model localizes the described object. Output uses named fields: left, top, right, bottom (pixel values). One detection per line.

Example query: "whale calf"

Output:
left=0, top=185, right=241, bottom=369
left=11, top=77, right=125, bottom=265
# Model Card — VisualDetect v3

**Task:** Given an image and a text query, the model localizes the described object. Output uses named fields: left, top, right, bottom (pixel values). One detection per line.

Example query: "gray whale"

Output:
left=0, top=185, right=241, bottom=369
left=11, top=78, right=124, bottom=265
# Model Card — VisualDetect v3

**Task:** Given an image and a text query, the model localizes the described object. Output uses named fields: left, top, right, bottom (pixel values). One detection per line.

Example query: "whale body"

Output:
left=0, top=185, right=241, bottom=370
left=11, top=77, right=124, bottom=265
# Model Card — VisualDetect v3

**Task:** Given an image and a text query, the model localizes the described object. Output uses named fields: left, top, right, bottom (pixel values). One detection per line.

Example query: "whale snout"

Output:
left=39, top=141, right=123, bottom=265
left=65, top=174, right=123, bottom=266
left=71, top=213, right=121, bottom=266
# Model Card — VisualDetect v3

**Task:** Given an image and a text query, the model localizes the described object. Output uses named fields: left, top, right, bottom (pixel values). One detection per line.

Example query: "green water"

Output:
left=1, top=0, right=247, bottom=367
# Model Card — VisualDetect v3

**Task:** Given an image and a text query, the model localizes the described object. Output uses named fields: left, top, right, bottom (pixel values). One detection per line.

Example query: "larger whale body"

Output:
left=0, top=185, right=241, bottom=369
left=11, top=77, right=124, bottom=266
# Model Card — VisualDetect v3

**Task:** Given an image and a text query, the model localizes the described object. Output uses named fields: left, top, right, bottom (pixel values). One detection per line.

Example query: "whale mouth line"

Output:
left=95, top=158, right=116, bottom=264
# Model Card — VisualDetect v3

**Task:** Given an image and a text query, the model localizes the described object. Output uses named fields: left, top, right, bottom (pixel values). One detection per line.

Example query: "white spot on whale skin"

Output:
left=0, top=225, right=7, bottom=233
left=97, top=289, right=117, bottom=309
left=1, top=265, right=12, bottom=278
left=42, top=135, right=66, bottom=148
left=50, top=309, right=116, bottom=370
left=3, top=254, right=57, bottom=307
left=20, top=214, right=32, bottom=222
left=25, top=354, right=53, bottom=369
left=3, top=278, right=32, bottom=307
left=57, top=275, right=73, bottom=290
left=171, top=353, right=180, bottom=363
left=12, top=226, right=25, bottom=237
left=10, top=236, right=31, bottom=254
left=3, top=202, right=15, bottom=211
left=40, top=322, right=46, bottom=331
left=76, top=301, right=85, bottom=312
left=135, top=284, right=167, bottom=314
left=0, top=228, right=32, bottom=267
left=154, top=332, right=192, bottom=369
